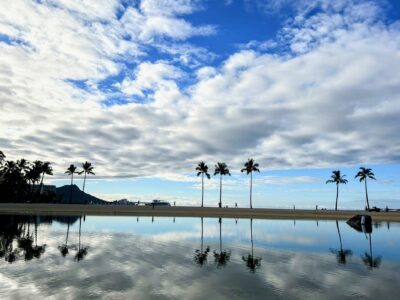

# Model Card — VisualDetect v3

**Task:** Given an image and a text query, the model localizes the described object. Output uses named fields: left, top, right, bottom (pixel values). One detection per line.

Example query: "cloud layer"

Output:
left=1, top=0, right=400, bottom=179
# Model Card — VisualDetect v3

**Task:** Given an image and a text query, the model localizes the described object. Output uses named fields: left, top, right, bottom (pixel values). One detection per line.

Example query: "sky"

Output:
left=0, top=0, right=399, bottom=209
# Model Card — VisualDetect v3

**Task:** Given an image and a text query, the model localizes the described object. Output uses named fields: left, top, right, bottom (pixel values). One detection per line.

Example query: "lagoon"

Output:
left=0, top=215, right=399, bottom=299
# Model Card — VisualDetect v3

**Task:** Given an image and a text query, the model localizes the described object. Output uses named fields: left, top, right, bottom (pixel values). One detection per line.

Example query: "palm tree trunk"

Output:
left=69, top=174, right=73, bottom=204
left=201, top=173, right=204, bottom=207
left=250, top=172, right=253, bottom=209
left=219, top=174, right=222, bottom=208
left=81, top=172, right=87, bottom=204
left=39, top=172, right=44, bottom=194
left=335, top=183, right=339, bottom=211
left=365, top=179, right=370, bottom=210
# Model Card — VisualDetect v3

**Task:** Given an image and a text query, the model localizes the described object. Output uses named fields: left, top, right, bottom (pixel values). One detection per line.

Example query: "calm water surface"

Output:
left=0, top=215, right=399, bottom=299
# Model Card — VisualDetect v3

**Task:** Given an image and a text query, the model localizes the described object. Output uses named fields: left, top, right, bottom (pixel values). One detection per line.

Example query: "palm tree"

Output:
left=326, top=170, right=348, bottom=211
left=214, top=162, right=231, bottom=208
left=330, top=221, right=352, bottom=264
left=16, top=159, right=30, bottom=174
left=25, top=160, right=43, bottom=194
left=65, top=164, right=79, bottom=204
left=355, top=167, right=376, bottom=211
left=196, top=162, right=210, bottom=207
left=80, top=161, right=95, bottom=204
left=39, top=162, right=53, bottom=194
left=242, top=218, right=262, bottom=272
left=0, top=150, right=5, bottom=165
left=0, top=151, right=5, bottom=181
left=194, top=217, right=210, bottom=266
left=241, top=158, right=260, bottom=209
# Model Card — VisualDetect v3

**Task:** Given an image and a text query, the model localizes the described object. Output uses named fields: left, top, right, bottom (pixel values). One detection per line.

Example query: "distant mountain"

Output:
left=56, top=185, right=107, bottom=204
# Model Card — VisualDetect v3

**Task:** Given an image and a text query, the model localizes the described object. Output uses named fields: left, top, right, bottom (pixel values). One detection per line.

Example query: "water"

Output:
left=0, top=215, right=399, bottom=299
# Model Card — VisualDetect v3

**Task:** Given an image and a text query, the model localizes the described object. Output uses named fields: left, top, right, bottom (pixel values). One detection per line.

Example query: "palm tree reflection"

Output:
left=362, top=232, right=381, bottom=269
left=242, top=218, right=261, bottom=272
left=194, top=217, right=210, bottom=266
left=330, top=221, right=352, bottom=264
left=31, top=217, right=46, bottom=259
left=58, top=217, right=71, bottom=257
left=214, top=218, right=231, bottom=267
left=74, top=216, right=88, bottom=262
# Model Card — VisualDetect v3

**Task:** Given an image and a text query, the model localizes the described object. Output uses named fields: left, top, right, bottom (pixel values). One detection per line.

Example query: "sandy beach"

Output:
left=0, top=203, right=399, bottom=221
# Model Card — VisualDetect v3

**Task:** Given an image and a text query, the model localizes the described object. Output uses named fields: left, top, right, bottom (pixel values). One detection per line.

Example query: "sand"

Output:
left=0, top=203, right=399, bottom=221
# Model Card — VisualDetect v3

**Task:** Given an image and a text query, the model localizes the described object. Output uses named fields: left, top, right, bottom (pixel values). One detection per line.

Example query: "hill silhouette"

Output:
left=56, top=185, right=107, bottom=204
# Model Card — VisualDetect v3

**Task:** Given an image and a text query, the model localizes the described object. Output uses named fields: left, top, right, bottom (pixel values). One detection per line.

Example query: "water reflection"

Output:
left=0, top=216, right=46, bottom=263
left=330, top=220, right=352, bottom=264
left=361, top=232, right=382, bottom=270
left=74, top=216, right=88, bottom=262
left=0, top=215, right=399, bottom=299
left=213, top=218, right=231, bottom=267
left=194, top=217, right=210, bottom=266
left=346, top=218, right=382, bottom=270
left=58, top=216, right=73, bottom=257
left=242, top=219, right=262, bottom=272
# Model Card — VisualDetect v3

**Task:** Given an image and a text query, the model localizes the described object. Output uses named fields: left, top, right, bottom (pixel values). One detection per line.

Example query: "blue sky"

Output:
left=0, top=0, right=400, bottom=208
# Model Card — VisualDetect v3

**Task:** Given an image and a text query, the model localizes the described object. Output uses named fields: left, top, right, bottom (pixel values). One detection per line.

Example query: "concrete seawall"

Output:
left=1, top=203, right=399, bottom=221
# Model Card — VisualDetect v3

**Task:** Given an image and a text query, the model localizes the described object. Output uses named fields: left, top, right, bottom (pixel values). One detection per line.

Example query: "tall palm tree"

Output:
left=0, top=151, right=5, bottom=181
left=0, top=150, right=5, bottom=165
left=80, top=161, right=95, bottom=204
left=65, top=164, right=79, bottom=204
left=330, top=221, right=352, bottom=264
left=241, top=158, right=260, bottom=209
left=39, top=162, right=53, bottom=194
left=194, top=217, right=210, bottom=266
left=326, top=170, right=348, bottom=211
left=196, top=162, right=210, bottom=207
left=214, top=162, right=231, bottom=208
left=242, top=218, right=262, bottom=272
left=355, top=167, right=376, bottom=211
left=16, top=159, right=30, bottom=174
left=25, top=160, right=43, bottom=195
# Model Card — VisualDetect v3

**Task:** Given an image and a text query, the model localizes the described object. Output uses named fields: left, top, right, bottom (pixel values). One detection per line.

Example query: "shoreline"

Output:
left=0, top=203, right=399, bottom=221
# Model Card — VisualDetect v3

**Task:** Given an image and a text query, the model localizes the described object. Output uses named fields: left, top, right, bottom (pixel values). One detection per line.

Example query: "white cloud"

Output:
left=0, top=0, right=399, bottom=184
left=119, top=61, right=183, bottom=97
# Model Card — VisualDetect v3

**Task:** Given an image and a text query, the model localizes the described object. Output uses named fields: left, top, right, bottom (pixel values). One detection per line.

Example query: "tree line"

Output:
left=326, top=168, right=376, bottom=211
left=1, top=149, right=378, bottom=210
left=197, top=159, right=377, bottom=211
left=0, top=150, right=95, bottom=203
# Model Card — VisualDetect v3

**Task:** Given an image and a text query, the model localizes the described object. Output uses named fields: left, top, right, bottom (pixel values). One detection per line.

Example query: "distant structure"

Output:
left=33, top=184, right=56, bottom=194
left=145, top=200, right=171, bottom=207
